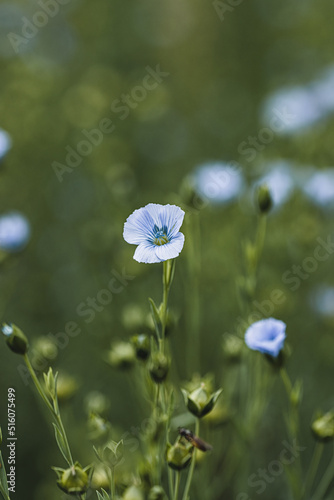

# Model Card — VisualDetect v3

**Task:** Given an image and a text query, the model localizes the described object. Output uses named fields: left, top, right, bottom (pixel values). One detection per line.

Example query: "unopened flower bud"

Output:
left=181, top=382, right=222, bottom=418
left=123, top=485, right=145, bottom=500
left=2, top=323, right=28, bottom=355
left=166, top=440, right=193, bottom=471
left=54, top=463, right=92, bottom=496
left=148, top=485, right=168, bottom=500
left=257, top=184, right=272, bottom=213
left=312, top=411, right=334, bottom=442
left=222, top=334, right=243, bottom=362
left=149, top=352, right=169, bottom=383
left=131, top=334, right=150, bottom=361
left=107, top=341, right=136, bottom=370
left=56, top=372, right=79, bottom=401
left=91, top=464, right=109, bottom=490
left=84, top=391, right=110, bottom=416
left=31, top=336, right=58, bottom=370
left=88, top=413, right=111, bottom=444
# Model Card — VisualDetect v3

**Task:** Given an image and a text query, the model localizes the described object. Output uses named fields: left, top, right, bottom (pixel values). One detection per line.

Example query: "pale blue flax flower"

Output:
left=192, top=162, right=244, bottom=205
left=123, top=203, right=185, bottom=263
left=0, top=211, right=31, bottom=252
left=0, top=128, right=12, bottom=161
left=245, top=318, right=286, bottom=358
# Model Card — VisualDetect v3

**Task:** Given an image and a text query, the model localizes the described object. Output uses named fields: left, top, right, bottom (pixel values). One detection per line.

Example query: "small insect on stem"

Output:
left=178, top=427, right=213, bottom=452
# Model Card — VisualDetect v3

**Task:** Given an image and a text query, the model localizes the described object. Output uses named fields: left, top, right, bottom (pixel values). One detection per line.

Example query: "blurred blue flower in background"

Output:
left=256, top=161, right=295, bottom=209
left=312, top=66, right=334, bottom=115
left=302, top=168, right=334, bottom=209
left=0, top=211, right=31, bottom=252
left=309, top=285, right=334, bottom=318
left=261, top=85, right=323, bottom=135
left=192, top=162, right=244, bottom=205
left=0, top=128, right=12, bottom=161
left=123, top=203, right=185, bottom=263
left=245, top=318, right=286, bottom=358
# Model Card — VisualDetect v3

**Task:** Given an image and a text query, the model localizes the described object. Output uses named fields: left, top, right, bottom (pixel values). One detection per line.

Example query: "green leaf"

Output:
left=148, top=298, right=162, bottom=339
left=97, top=489, right=110, bottom=500
left=52, top=423, right=71, bottom=466
left=92, top=445, right=103, bottom=463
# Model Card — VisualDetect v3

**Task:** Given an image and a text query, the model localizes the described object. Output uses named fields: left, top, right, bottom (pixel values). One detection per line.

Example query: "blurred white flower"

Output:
left=192, top=162, right=244, bottom=205
left=261, top=85, right=323, bottom=135
left=310, top=286, right=334, bottom=318
left=0, top=128, right=12, bottom=160
left=0, top=212, right=31, bottom=252
left=312, top=66, right=334, bottom=115
left=303, top=169, right=334, bottom=209
left=256, top=161, right=295, bottom=209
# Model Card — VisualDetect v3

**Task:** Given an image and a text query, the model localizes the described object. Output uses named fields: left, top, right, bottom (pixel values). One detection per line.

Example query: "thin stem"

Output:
left=254, top=214, right=267, bottom=266
left=280, top=368, right=303, bottom=500
left=303, top=441, right=324, bottom=499
left=280, top=368, right=293, bottom=395
left=168, top=467, right=174, bottom=500
left=109, top=466, right=115, bottom=500
left=24, top=354, right=74, bottom=466
left=182, top=419, right=200, bottom=500
left=24, top=354, right=54, bottom=414
left=0, top=485, right=10, bottom=500
left=312, top=442, right=334, bottom=500
left=173, top=471, right=181, bottom=500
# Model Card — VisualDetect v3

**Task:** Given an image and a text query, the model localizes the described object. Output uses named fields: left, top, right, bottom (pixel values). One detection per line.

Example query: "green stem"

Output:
left=24, top=354, right=54, bottom=414
left=254, top=214, right=267, bottom=266
left=24, top=354, right=74, bottom=466
left=168, top=467, right=174, bottom=500
left=303, top=441, right=324, bottom=499
left=280, top=368, right=303, bottom=500
left=182, top=419, right=199, bottom=500
left=312, top=442, right=334, bottom=500
left=0, top=485, right=10, bottom=500
left=173, top=471, right=181, bottom=500
left=109, top=466, right=115, bottom=499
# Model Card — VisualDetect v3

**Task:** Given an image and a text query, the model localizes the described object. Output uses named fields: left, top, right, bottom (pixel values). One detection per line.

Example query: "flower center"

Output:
left=153, top=227, right=169, bottom=246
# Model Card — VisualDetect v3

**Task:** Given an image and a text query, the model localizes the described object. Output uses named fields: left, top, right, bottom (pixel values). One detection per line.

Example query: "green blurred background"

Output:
left=0, top=0, right=334, bottom=498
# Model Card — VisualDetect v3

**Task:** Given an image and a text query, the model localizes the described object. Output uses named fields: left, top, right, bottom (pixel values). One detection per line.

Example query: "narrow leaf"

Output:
left=52, top=423, right=71, bottom=466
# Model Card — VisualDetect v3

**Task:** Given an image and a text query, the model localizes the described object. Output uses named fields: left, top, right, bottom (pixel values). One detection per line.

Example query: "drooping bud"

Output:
left=53, top=463, right=93, bottom=496
left=2, top=323, right=29, bottom=355
left=312, top=411, right=334, bottom=442
left=181, top=381, right=222, bottom=418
